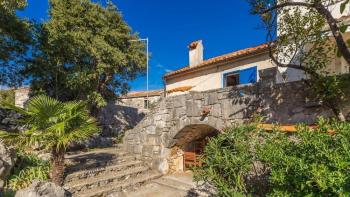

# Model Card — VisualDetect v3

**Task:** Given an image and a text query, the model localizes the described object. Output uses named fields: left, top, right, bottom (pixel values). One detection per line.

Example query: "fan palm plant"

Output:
left=0, top=95, right=99, bottom=186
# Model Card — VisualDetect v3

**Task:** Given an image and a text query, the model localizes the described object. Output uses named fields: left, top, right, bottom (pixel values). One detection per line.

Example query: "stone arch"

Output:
left=166, top=124, right=220, bottom=173
left=169, top=124, right=220, bottom=149
left=166, top=115, right=223, bottom=148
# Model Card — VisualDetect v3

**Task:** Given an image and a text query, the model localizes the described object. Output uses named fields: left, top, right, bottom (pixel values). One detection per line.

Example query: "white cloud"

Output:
left=154, top=63, right=172, bottom=73
left=156, top=64, right=164, bottom=68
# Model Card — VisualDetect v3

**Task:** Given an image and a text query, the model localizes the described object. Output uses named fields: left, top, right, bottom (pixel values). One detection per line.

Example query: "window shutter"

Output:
left=239, top=66, right=257, bottom=84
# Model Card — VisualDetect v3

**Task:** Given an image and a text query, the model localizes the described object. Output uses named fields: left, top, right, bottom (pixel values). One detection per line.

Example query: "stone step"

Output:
left=152, top=177, right=194, bottom=192
left=66, top=147, right=123, bottom=157
left=74, top=171, right=162, bottom=197
left=66, top=166, right=149, bottom=194
left=113, top=144, right=124, bottom=149
left=65, top=154, right=137, bottom=174
left=65, top=148, right=128, bottom=162
left=65, top=160, right=143, bottom=183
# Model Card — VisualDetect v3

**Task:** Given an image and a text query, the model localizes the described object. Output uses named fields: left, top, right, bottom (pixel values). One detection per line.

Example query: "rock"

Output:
left=37, top=153, right=52, bottom=161
left=0, top=141, right=16, bottom=189
left=15, top=181, right=71, bottom=197
left=85, top=136, right=114, bottom=149
left=68, top=135, right=114, bottom=151
left=245, top=161, right=269, bottom=196
left=0, top=108, right=23, bottom=132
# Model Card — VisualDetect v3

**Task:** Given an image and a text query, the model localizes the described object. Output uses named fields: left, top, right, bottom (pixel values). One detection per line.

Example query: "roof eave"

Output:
left=164, top=48, right=270, bottom=80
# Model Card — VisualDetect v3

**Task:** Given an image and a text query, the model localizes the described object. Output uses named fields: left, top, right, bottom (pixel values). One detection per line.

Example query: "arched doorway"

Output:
left=168, top=124, right=219, bottom=173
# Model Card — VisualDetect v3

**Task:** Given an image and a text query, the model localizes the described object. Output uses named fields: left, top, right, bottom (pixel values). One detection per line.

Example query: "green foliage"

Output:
left=0, top=0, right=32, bottom=87
left=4, top=151, right=49, bottom=193
left=248, top=0, right=350, bottom=120
left=26, top=0, right=146, bottom=110
left=258, top=119, right=350, bottom=196
left=0, top=89, right=15, bottom=105
left=193, top=124, right=259, bottom=196
left=0, top=95, right=100, bottom=185
left=0, top=95, right=100, bottom=152
left=195, top=119, right=350, bottom=196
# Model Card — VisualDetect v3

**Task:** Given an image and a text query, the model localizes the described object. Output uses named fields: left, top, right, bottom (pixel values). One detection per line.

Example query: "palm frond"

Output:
left=0, top=95, right=99, bottom=153
left=26, top=95, right=64, bottom=127
left=56, top=118, right=100, bottom=150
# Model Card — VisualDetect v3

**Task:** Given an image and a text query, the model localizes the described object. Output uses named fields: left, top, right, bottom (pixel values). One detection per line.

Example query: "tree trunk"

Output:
left=50, top=148, right=65, bottom=186
left=90, top=104, right=100, bottom=118
left=330, top=106, right=346, bottom=122
left=336, top=111, right=346, bottom=122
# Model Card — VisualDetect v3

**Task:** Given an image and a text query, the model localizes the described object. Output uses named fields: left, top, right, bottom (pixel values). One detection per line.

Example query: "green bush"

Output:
left=194, top=119, right=350, bottom=197
left=4, top=151, right=50, bottom=193
left=258, top=119, right=350, bottom=196
left=0, top=90, right=15, bottom=105
left=193, top=124, right=259, bottom=196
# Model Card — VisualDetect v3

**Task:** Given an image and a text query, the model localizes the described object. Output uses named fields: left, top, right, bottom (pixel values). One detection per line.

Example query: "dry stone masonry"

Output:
left=64, top=147, right=161, bottom=197
left=15, top=181, right=71, bottom=197
left=0, top=141, right=16, bottom=191
left=123, top=68, right=337, bottom=174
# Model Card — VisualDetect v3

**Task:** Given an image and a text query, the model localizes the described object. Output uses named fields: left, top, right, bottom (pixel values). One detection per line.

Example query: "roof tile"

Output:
left=164, top=43, right=269, bottom=78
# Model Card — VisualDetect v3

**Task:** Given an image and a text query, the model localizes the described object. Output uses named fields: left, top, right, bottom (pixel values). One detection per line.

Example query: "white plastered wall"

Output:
left=165, top=52, right=275, bottom=94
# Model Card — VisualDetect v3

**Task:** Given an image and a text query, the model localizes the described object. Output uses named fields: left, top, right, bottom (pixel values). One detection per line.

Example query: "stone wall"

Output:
left=98, top=102, right=147, bottom=137
left=0, top=109, right=22, bottom=132
left=123, top=67, right=340, bottom=174
left=14, top=88, right=30, bottom=108
left=119, top=95, right=161, bottom=112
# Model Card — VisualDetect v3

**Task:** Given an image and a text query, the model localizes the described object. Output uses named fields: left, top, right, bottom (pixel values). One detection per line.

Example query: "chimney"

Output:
left=188, top=40, right=203, bottom=67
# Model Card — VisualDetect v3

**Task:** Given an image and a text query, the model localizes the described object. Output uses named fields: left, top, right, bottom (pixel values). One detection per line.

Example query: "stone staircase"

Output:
left=64, top=147, right=162, bottom=197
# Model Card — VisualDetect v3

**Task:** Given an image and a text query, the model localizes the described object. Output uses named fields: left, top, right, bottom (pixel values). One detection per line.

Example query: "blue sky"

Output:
left=18, top=0, right=267, bottom=91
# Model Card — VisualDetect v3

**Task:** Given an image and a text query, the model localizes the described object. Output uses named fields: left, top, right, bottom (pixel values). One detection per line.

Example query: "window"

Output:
left=144, top=99, right=149, bottom=109
left=224, top=73, right=240, bottom=87
left=222, top=66, right=257, bottom=88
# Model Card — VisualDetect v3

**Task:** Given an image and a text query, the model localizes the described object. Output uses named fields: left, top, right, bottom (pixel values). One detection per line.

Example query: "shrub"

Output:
left=4, top=151, right=50, bottom=193
left=0, top=90, right=15, bottom=105
left=194, top=119, right=350, bottom=196
left=258, top=119, right=350, bottom=196
left=193, top=124, right=259, bottom=196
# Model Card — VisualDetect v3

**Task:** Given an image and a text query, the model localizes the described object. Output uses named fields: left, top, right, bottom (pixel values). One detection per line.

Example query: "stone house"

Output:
left=98, top=90, right=163, bottom=138
left=164, top=1, right=350, bottom=95
left=118, top=89, right=163, bottom=112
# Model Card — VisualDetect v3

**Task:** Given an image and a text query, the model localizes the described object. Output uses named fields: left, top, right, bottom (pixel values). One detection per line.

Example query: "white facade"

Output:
left=164, top=42, right=275, bottom=95
left=276, top=0, right=350, bottom=83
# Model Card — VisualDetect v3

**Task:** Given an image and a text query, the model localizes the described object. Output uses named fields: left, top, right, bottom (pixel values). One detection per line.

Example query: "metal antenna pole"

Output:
left=130, top=38, right=149, bottom=111
left=146, top=38, right=149, bottom=110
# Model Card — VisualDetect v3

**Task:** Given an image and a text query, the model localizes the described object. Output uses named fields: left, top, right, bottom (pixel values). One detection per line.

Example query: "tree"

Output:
left=26, top=0, right=146, bottom=114
left=248, top=0, right=350, bottom=121
left=0, top=0, right=32, bottom=87
left=0, top=95, right=99, bottom=185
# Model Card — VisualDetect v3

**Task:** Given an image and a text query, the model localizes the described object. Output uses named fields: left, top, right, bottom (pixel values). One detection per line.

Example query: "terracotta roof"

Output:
left=166, top=86, right=193, bottom=94
left=120, top=89, right=163, bottom=98
left=164, top=43, right=269, bottom=79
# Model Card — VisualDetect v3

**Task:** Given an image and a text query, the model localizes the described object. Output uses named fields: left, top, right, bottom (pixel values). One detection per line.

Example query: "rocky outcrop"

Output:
left=0, top=109, right=22, bottom=132
left=0, top=141, right=16, bottom=189
left=15, top=181, right=71, bottom=197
